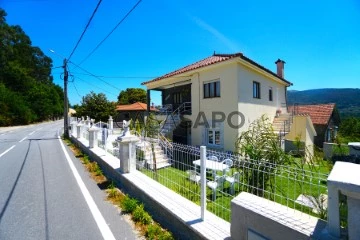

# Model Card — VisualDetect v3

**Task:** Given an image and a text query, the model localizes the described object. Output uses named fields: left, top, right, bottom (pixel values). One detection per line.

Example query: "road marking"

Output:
left=28, top=131, right=35, bottom=136
left=58, top=136, right=116, bottom=240
left=0, top=145, right=16, bottom=158
left=37, top=127, right=43, bottom=131
left=19, top=137, right=27, bottom=143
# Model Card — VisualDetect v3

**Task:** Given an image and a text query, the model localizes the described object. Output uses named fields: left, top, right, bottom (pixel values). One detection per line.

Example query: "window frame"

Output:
left=253, top=81, right=261, bottom=99
left=173, top=92, right=182, bottom=104
left=204, top=80, right=221, bottom=99
left=207, top=128, right=221, bottom=146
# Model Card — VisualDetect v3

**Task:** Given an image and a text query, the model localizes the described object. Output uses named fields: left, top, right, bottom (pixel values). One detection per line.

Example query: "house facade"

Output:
left=115, top=102, right=158, bottom=127
left=142, top=53, right=292, bottom=151
left=288, top=103, right=340, bottom=147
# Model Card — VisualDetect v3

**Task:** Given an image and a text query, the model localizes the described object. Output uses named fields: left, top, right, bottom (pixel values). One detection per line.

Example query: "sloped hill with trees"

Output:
left=288, top=88, right=360, bottom=118
left=0, top=9, right=63, bottom=126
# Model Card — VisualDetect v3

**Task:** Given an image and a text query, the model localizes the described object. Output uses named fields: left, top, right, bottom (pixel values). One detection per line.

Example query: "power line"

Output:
left=62, top=71, right=192, bottom=79
left=74, top=76, right=119, bottom=98
left=51, top=66, right=63, bottom=69
left=67, top=0, right=103, bottom=61
left=67, top=72, right=153, bottom=79
left=71, top=81, right=83, bottom=98
left=68, top=61, right=121, bottom=91
left=78, top=0, right=142, bottom=66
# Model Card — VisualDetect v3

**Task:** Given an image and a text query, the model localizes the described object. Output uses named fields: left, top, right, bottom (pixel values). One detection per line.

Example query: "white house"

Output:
left=142, top=52, right=293, bottom=152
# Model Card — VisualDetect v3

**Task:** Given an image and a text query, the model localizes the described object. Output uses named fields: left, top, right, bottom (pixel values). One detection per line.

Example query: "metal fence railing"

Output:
left=135, top=140, right=329, bottom=222
left=70, top=123, right=331, bottom=225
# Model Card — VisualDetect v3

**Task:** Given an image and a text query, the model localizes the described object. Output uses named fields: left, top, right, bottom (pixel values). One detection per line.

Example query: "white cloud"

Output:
left=192, top=16, right=239, bottom=52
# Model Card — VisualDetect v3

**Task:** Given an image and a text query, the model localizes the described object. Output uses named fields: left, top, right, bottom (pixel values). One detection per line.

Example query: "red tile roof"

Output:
left=116, top=102, right=157, bottom=111
left=141, top=52, right=291, bottom=85
left=288, top=103, right=336, bottom=125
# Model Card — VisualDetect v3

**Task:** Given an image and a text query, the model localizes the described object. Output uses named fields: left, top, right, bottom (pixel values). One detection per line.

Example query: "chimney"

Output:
left=275, top=59, right=286, bottom=78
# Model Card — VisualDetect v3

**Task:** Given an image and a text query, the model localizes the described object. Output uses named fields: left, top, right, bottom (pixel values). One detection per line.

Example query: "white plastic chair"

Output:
left=222, top=159, right=233, bottom=168
left=207, top=175, right=225, bottom=200
left=225, top=172, right=241, bottom=195
left=207, top=155, right=218, bottom=162
left=188, top=170, right=201, bottom=184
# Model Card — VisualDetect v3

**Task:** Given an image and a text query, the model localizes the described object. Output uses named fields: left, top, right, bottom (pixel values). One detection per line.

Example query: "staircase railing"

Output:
left=158, top=133, right=173, bottom=161
left=159, top=102, right=191, bottom=134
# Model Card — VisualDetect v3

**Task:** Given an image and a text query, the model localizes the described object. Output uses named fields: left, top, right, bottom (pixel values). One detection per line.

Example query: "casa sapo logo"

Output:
left=146, top=111, right=246, bottom=129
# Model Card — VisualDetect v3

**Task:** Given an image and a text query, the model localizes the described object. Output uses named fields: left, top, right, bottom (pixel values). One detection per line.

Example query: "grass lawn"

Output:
left=140, top=159, right=331, bottom=222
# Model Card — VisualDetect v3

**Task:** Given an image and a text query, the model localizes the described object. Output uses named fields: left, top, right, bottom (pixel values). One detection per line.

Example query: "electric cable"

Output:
left=71, top=81, right=82, bottom=98
left=68, top=61, right=121, bottom=91
left=74, top=76, right=118, bottom=97
left=67, top=0, right=103, bottom=61
left=77, top=0, right=142, bottom=65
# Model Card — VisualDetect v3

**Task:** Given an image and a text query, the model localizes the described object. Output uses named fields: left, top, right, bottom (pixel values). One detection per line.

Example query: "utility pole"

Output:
left=63, top=58, right=69, bottom=138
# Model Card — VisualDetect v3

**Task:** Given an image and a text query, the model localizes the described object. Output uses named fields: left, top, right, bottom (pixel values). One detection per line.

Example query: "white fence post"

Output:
left=200, top=146, right=207, bottom=220
left=108, top=116, right=113, bottom=131
left=327, top=184, right=340, bottom=238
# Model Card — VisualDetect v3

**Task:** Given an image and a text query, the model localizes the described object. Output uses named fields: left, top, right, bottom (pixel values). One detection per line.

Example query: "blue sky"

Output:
left=2, top=0, right=360, bottom=106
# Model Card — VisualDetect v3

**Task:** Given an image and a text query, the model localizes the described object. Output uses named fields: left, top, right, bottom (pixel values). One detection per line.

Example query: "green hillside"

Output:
left=287, top=88, right=360, bottom=118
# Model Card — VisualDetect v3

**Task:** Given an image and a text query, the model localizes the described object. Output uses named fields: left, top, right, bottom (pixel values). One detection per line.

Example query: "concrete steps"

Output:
left=273, top=113, right=292, bottom=133
left=136, top=141, right=172, bottom=170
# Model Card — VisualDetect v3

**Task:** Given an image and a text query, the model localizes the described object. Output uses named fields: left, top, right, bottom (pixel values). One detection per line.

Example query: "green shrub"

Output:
left=95, top=167, right=103, bottom=176
left=122, top=195, right=138, bottom=213
left=146, top=224, right=162, bottom=239
left=87, top=162, right=103, bottom=176
left=332, top=144, right=349, bottom=156
left=83, top=155, right=90, bottom=164
left=132, top=204, right=152, bottom=225
left=107, top=181, right=118, bottom=198
left=146, top=223, right=174, bottom=240
left=158, top=231, right=174, bottom=240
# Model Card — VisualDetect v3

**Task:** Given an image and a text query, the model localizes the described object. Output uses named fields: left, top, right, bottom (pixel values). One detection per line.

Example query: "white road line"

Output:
left=0, top=145, right=16, bottom=158
left=19, top=137, right=27, bottom=143
left=58, top=136, right=116, bottom=240
left=28, top=131, right=35, bottom=136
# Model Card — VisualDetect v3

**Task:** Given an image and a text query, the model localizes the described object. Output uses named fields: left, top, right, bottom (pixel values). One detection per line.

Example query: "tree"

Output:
left=0, top=8, right=63, bottom=126
left=144, top=113, right=160, bottom=138
left=117, top=88, right=147, bottom=104
left=75, top=91, right=116, bottom=122
left=338, top=117, right=360, bottom=143
left=0, top=83, right=35, bottom=125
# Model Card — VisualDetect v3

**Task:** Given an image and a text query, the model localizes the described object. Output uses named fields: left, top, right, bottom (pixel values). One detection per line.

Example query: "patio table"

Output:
left=192, top=159, right=229, bottom=178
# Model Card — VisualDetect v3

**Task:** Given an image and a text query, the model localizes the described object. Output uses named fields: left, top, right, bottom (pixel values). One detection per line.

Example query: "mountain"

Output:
left=287, top=88, right=360, bottom=118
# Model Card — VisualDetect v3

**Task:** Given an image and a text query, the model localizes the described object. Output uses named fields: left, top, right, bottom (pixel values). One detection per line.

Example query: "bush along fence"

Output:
left=70, top=116, right=360, bottom=239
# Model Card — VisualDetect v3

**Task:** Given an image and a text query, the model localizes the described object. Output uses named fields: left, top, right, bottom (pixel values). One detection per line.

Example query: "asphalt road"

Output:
left=0, top=120, right=138, bottom=240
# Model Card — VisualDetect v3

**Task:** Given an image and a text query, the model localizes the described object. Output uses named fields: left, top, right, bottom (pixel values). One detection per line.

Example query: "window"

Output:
left=253, top=81, right=260, bottom=99
left=269, top=87, right=273, bottom=101
left=173, top=92, right=182, bottom=104
left=204, top=81, right=220, bottom=98
left=208, top=129, right=221, bottom=146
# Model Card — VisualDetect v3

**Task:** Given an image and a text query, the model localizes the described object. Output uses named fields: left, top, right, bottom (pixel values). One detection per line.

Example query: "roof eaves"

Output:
left=240, top=55, right=292, bottom=86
